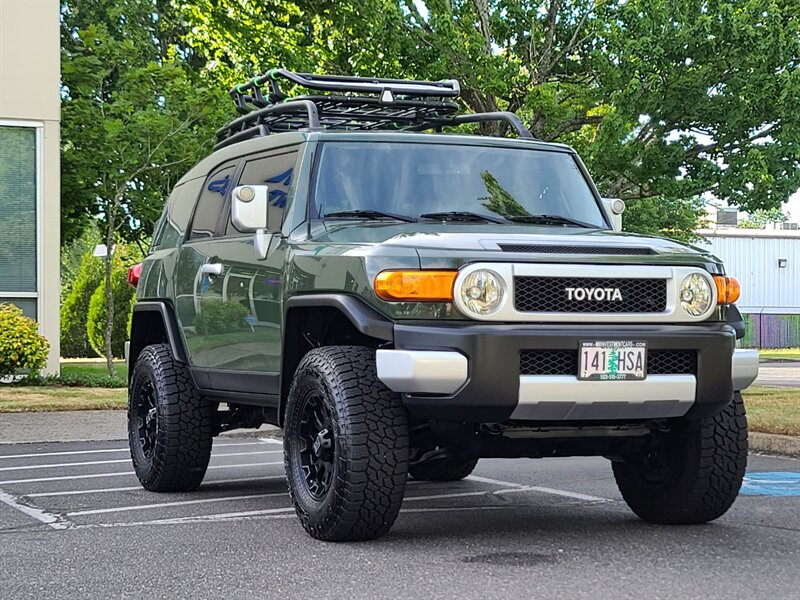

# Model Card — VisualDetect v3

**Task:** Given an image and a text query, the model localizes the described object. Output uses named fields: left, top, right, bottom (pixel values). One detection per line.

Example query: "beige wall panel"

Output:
left=0, top=0, right=60, bottom=122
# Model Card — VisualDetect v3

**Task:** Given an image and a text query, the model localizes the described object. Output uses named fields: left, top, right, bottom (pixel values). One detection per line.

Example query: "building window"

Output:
left=0, top=125, right=38, bottom=318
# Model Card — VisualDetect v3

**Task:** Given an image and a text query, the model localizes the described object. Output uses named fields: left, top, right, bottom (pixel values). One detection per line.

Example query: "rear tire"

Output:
left=409, top=456, right=479, bottom=481
left=283, top=346, right=409, bottom=541
left=128, top=344, right=213, bottom=492
left=612, top=392, right=747, bottom=524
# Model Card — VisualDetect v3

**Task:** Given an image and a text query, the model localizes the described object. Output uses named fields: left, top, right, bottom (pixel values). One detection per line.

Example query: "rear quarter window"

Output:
left=151, top=178, right=203, bottom=250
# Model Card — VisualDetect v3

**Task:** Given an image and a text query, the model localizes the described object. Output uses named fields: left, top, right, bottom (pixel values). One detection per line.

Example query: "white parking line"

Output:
left=66, top=492, right=288, bottom=517
left=0, top=489, right=72, bottom=530
left=26, top=475, right=288, bottom=498
left=0, top=441, right=270, bottom=461
left=0, top=461, right=284, bottom=485
left=467, top=474, right=610, bottom=502
left=80, top=506, right=298, bottom=528
left=404, top=490, right=494, bottom=502
left=0, top=458, right=133, bottom=472
left=0, top=451, right=283, bottom=473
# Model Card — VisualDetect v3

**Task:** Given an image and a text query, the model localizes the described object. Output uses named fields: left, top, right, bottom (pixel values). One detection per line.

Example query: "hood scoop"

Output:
left=498, top=243, right=655, bottom=256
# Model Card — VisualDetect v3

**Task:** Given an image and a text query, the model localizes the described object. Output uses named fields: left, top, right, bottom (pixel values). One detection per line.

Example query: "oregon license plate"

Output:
left=579, top=341, right=647, bottom=381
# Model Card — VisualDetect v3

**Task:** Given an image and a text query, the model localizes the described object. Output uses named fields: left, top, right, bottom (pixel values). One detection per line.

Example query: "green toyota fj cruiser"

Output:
left=127, top=70, right=759, bottom=541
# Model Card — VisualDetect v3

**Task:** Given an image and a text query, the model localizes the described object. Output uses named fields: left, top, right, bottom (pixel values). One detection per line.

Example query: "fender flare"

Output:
left=283, top=294, right=394, bottom=342
left=128, top=301, right=188, bottom=378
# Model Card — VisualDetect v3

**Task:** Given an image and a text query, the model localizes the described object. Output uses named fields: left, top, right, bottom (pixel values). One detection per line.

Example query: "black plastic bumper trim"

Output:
left=393, top=322, right=736, bottom=422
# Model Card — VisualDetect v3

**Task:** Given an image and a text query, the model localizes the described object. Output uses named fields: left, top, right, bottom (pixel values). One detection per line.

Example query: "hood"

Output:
left=305, top=222, right=722, bottom=271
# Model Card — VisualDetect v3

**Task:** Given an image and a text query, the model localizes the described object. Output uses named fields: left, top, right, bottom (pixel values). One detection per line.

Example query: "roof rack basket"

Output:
left=214, top=68, right=534, bottom=150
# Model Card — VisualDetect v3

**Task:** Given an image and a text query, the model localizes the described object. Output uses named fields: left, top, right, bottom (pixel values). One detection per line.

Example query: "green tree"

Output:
left=739, top=208, right=790, bottom=229
left=61, top=0, right=228, bottom=374
left=60, top=248, right=104, bottom=358
left=86, top=252, right=136, bottom=359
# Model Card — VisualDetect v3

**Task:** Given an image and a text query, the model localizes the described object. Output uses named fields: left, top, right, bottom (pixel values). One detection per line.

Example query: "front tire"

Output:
left=283, top=346, right=409, bottom=541
left=128, top=344, right=213, bottom=492
left=613, top=392, right=748, bottom=524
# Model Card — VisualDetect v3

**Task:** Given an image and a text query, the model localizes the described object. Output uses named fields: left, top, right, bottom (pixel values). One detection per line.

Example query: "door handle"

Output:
left=200, top=263, right=223, bottom=277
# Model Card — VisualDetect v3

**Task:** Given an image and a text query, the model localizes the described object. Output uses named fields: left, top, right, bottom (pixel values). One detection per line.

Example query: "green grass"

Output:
left=0, top=386, right=127, bottom=412
left=60, top=360, right=127, bottom=378
left=758, top=348, right=800, bottom=362
left=743, top=386, right=800, bottom=436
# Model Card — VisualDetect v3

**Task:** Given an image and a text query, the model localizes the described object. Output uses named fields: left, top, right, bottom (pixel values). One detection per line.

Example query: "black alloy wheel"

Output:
left=134, top=380, right=158, bottom=460
left=297, top=391, right=336, bottom=499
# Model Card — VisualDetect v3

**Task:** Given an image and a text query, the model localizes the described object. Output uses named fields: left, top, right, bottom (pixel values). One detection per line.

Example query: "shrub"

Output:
left=0, top=304, right=50, bottom=377
left=86, top=257, right=136, bottom=358
left=60, top=249, right=104, bottom=357
left=196, top=300, right=249, bottom=335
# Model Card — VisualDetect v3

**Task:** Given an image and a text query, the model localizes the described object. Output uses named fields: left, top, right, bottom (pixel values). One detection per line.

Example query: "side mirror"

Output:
left=602, top=198, right=625, bottom=232
left=231, top=185, right=268, bottom=231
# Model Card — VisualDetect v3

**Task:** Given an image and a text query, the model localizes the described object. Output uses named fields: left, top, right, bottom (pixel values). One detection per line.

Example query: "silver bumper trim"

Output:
left=375, top=350, right=468, bottom=394
left=512, top=374, right=697, bottom=420
left=732, top=349, right=759, bottom=390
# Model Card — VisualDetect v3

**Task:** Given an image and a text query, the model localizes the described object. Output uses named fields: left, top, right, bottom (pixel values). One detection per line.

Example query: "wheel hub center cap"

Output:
left=312, top=428, right=332, bottom=457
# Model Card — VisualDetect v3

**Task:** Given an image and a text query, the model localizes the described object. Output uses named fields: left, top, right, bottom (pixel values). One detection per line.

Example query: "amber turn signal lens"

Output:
left=374, top=270, right=457, bottom=302
left=713, top=275, right=741, bottom=304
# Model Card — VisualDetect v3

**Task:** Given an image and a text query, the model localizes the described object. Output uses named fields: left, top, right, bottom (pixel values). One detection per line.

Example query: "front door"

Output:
left=196, top=147, right=300, bottom=385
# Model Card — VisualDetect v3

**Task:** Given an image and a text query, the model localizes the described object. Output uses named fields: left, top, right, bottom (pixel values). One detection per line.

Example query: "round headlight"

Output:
left=459, top=269, right=505, bottom=315
left=680, top=273, right=713, bottom=317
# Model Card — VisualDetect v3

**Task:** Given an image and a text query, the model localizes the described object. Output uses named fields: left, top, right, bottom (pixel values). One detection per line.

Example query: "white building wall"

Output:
left=696, top=230, right=800, bottom=313
left=0, top=0, right=61, bottom=374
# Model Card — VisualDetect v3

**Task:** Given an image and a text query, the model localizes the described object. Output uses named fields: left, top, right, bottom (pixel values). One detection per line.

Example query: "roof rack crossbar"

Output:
left=405, top=111, right=533, bottom=139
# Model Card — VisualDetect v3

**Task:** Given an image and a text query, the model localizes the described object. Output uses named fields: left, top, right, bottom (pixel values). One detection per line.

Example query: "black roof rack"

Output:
left=214, top=69, right=534, bottom=150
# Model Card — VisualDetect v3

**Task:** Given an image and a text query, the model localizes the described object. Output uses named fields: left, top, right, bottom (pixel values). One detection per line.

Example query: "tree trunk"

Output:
left=103, top=219, right=117, bottom=379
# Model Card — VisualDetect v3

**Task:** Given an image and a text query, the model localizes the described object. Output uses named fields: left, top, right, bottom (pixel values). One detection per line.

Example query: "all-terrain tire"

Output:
left=409, top=456, right=479, bottom=481
left=283, top=346, right=409, bottom=542
left=128, top=343, right=213, bottom=492
left=612, top=392, right=748, bottom=524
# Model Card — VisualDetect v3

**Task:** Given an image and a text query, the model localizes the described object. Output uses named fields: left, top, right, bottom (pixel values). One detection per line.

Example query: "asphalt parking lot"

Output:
left=1, top=438, right=799, bottom=599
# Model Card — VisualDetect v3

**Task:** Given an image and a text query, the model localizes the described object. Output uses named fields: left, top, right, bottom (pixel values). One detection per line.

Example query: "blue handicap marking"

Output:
left=740, top=472, right=800, bottom=496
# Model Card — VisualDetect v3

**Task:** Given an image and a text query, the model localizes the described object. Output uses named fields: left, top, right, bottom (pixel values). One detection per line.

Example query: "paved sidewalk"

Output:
left=0, top=411, right=127, bottom=443
left=0, top=411, right=279, bottom=444
left=755, top=361, right=800, bottom=388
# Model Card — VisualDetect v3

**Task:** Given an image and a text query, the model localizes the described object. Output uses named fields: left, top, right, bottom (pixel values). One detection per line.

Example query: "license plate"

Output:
left=579, top=341, right=646, bottom=381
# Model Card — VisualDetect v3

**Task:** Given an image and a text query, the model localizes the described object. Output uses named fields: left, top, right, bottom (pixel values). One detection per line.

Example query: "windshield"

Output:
left=311, top=141, right=608, bottom=228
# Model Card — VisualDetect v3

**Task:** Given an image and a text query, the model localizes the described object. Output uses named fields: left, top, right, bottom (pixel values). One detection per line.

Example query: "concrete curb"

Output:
left=749, top=431, right=800, bottom=460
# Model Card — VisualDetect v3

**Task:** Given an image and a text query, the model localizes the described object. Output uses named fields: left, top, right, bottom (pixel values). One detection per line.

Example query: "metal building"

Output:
left=696, top=228, right=800, bottom=348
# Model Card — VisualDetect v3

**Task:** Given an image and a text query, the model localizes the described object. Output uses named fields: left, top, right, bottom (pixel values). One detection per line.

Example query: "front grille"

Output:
left=514, top=276, right=667, bottom=313
left=648, top=350, right=697, bottom=375
left=519, top=350, right=697, bottom=375
left=499, top=244, right=654, bottom=255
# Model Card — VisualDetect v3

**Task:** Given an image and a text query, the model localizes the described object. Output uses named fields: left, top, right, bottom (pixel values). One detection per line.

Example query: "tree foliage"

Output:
left=739, top=207, right=790, bottom=229
left=86, top=255, right=136, bottom=359
left=60, top=248, right=104, bottom=358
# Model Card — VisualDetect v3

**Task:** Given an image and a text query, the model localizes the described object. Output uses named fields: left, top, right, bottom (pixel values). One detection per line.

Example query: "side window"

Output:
left=190, top=164, right=237, bottom=240
left=226, top=149, right=299, bottom=235
left=151, top=178, right=203, bottom=250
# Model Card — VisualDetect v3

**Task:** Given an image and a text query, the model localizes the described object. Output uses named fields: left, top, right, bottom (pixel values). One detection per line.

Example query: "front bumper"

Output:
left=376, top=322, right=757, bottom=423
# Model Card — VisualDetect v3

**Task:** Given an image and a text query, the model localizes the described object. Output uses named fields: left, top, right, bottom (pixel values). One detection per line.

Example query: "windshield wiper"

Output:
left=419, top=211, right=508, bottom=224
left=506, top=214, right=596, bottom=228
left=323, top=210, right=418, bottom=223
